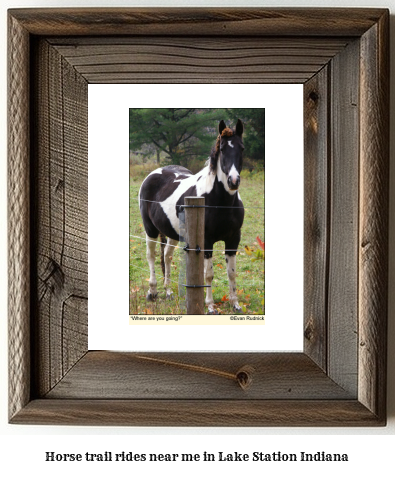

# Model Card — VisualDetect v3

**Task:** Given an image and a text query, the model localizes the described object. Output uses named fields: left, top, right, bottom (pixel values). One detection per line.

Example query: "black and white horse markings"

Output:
left=138, top=119, right=245, bottom=314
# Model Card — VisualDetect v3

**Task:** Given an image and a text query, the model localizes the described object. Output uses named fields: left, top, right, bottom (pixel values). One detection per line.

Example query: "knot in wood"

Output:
left=42, top=258, right=65, bottom=293
left=308, top=90, right=319, bottom=103
left=236, top=365, right=254, bottom=390
left=304, top=321, right=314, bottom=341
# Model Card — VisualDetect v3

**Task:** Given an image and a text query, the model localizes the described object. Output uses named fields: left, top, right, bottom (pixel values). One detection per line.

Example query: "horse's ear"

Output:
left=236, top=119, right=243, bottom=136
left=219, top=120, right=226, bottom=135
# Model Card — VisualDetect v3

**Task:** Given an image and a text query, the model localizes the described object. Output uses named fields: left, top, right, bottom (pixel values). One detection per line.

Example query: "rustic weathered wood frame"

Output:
left=8, top=8, right=389, bottom=426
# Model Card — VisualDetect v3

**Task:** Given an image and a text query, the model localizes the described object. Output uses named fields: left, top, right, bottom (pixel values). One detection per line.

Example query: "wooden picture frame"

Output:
left=8, top=8, right=389, bottom=426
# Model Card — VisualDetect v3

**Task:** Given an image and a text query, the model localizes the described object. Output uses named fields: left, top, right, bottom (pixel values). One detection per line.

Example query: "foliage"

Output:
left=129, top=108, right=226, bottom=167
left=129, top=108, right=265, bottom=172
left=226, top=108, right=265, bottom=166
left=129, top=162, right=160, bottom=181
left=245, top=236, right=265, bottom=262
left=242, top=157, right=265, bottom=173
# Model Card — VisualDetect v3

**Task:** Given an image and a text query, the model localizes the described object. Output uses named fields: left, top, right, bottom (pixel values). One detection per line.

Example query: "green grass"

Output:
left=129, top=167, right=265, bottom=315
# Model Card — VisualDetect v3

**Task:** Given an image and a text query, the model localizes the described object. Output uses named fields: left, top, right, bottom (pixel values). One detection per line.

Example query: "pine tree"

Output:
left=129, top=108, right=226, bottom=167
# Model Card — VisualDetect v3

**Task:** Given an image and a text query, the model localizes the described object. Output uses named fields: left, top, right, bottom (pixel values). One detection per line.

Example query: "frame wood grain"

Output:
left=8, top=8, right=389, bottom=426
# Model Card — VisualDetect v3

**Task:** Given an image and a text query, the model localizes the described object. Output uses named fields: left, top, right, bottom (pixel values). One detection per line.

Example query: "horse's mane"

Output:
left=209, top=127, right=236, bottom=174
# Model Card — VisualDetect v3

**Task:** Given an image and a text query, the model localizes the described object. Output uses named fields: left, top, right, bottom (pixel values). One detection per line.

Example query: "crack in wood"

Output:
left=135, top=355, right=254, bottom=390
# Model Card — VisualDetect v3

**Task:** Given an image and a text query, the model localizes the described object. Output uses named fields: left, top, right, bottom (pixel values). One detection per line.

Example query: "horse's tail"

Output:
left=160, top=232, right=166, bottom=278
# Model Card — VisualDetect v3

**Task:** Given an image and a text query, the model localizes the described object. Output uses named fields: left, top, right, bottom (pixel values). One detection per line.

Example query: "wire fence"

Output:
left=136, top=197, right=264, bottom=209
left=129, top=234, right=240, bottom=253
left=130, top=194, right=265, bottom=314
left=133, top=195, right=264, bottom=252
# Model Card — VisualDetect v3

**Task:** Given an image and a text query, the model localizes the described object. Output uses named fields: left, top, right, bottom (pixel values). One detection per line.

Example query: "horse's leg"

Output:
left=225, top=253, right=242, bottom=313
left=146, top=234, right=158, bottom=301
left=164, top=237, right=178, bottom=299
left=204, top=254, right=217, bottom=314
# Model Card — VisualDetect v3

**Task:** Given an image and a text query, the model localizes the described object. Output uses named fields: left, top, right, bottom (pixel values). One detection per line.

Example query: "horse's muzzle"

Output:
left=228, top=175, right=240, bottom=190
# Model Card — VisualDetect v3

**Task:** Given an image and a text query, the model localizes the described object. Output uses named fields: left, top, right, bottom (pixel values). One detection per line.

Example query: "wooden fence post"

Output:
left=184, top=196, right=205, bottom=314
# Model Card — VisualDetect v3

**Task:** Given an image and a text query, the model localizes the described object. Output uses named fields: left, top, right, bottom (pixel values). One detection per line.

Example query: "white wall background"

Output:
left=1, top=0, right=394, bottom=476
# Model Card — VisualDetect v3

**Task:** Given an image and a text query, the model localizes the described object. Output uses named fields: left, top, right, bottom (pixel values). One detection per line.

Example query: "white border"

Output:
left=88, top=84, right=303, bottom=351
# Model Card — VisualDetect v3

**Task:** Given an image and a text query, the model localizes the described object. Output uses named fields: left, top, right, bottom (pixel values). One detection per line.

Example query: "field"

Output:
left=129, top=163, right=265, bottom=315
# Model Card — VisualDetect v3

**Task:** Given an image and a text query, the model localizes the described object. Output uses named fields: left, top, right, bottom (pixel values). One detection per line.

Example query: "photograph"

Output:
left=129, top=108, right=265, bottom=317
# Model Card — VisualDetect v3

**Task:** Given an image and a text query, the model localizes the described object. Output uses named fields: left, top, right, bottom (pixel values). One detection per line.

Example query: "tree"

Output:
left=129, top=108, right=226, bottom=167
left=227, top=108, right=265, bottom=166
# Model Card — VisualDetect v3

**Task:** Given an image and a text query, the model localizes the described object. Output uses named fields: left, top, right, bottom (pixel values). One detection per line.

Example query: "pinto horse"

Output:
left=138, top=119, right=244, bottom=314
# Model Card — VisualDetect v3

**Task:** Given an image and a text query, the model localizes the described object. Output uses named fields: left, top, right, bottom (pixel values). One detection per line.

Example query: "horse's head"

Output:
left=212, top=119, right=244, bottom=194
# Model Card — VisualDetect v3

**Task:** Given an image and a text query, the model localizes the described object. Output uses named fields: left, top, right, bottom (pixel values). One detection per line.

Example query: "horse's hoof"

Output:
left=165, top=292, right=174, bottom=300
left=146, top=292, right=157, bottom=301
left=233, top=304, right=243, bottom=313
left=207, top=308, right=219, bottom=315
